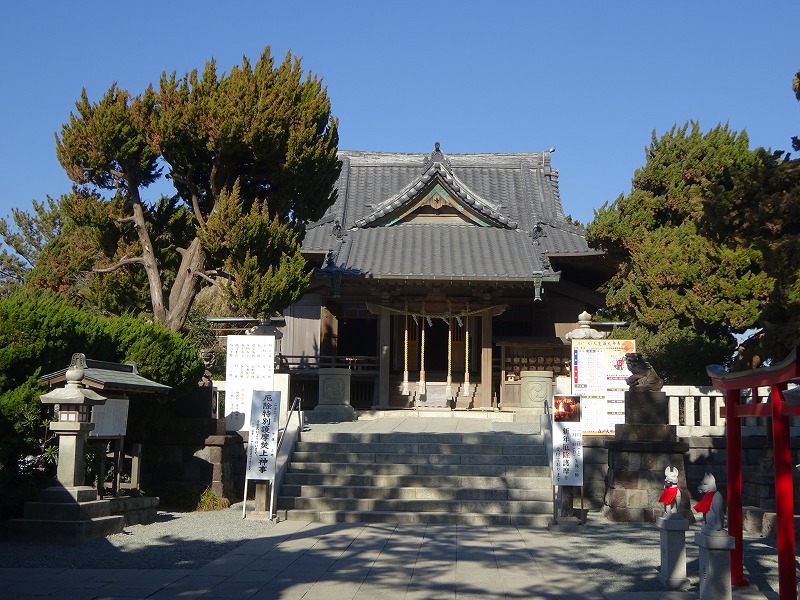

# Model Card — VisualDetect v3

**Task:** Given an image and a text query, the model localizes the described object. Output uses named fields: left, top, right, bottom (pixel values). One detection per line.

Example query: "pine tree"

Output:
left=52, top=46, right=340, bottom=331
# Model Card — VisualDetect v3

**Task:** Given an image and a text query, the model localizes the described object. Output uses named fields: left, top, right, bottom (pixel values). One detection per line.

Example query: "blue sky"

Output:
left=1, top=1, right=798, bottom=226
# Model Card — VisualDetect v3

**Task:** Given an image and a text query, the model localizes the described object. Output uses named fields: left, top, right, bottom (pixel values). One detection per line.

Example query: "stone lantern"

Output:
left=39, top=354, right=107, bottom=500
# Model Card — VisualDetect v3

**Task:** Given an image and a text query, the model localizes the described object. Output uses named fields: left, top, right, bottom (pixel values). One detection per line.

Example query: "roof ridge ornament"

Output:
left=424, top=141, right=451, bottom=168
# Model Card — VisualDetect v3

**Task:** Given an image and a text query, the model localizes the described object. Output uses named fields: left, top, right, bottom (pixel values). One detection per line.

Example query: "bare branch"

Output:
left=204, top=269, right=233, bottom=280
left=195, top=271, right=221, bottom=286
left=93, top=255, right=145, bottom=273
left=191, top=191, right=206, bottom=231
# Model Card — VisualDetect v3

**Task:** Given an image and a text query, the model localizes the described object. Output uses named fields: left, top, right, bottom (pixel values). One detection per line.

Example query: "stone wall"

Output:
left=597, top=434, right=800, bottom=522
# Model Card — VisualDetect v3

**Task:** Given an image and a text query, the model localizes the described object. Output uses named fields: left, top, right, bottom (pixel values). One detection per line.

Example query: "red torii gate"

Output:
left=707, top=348, right=800, bottom=600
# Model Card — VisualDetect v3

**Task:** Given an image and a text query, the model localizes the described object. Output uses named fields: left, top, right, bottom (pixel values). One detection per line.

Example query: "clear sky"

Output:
left=1, top=1, right=798, bottom=226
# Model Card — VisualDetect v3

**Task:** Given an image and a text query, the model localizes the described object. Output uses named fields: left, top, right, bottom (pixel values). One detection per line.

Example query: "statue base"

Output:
left=694, top=529, right=735, bottom=600
left=656, top=516, right=690, bottom=590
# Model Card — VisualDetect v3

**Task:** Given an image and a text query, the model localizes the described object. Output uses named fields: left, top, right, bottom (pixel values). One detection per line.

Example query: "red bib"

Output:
left=659, top=486, right=678, bottom=504
left=693, top=492, right=716, bottom=513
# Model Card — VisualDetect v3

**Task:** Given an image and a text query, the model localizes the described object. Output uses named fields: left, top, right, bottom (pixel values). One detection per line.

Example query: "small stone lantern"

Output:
left=40, top=354, right=107, bottom=498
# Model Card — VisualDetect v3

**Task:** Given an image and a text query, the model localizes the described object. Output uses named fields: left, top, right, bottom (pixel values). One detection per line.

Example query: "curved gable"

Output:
left=355, top=146, right=518, bottom=230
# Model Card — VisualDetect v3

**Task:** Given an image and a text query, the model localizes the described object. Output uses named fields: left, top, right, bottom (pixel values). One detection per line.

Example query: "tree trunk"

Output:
left=129, top=186, right=167, bottom=325
left=164, top=237, right=206, bottom=332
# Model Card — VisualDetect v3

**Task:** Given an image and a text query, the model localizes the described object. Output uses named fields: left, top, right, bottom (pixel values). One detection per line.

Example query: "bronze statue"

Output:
left=625, top=352, right=664, bottom=391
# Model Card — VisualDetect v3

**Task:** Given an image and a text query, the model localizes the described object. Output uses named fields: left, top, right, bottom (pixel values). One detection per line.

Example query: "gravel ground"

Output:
left=0, top=504, right=275, bottom=570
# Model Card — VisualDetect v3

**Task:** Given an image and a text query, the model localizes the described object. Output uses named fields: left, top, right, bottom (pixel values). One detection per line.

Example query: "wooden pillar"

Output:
left=481, top=313, right=493, bottom=408
left=419, top=314, right=426, bottom=396
left=463, top=311, right=471, bottom=396
left=726, top=388, right=747, bottom=587
left=376, top=307, right=390, bottom=408
left=401, top=311, right=410, bottom=395
left=771, top=384, right=797, bottom=598
left=446, top=318, right=453, bottom=398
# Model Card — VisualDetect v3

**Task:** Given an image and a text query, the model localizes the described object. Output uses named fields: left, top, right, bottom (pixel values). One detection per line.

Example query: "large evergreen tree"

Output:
left=587, top=123, right=774, bottom=383
left=699, top=72, right=800, bottom=361
left=51, top=47, right=340, bottom=331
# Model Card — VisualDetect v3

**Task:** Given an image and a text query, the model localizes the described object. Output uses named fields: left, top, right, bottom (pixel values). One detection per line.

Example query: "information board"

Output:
left=552, top=394, right=583, bottom=486
left=225, top=335, right=275, bottom=431
left=571, top=339, right=635, bottom=434
left=245, top=390, right=281, bottom=481
left=89, top=398, right=129, bottom=437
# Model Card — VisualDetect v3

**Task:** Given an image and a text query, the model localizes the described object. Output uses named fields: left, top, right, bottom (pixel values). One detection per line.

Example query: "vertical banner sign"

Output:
left=552, top=394, right=583, bottom=486
left=571, top=339, right=635, bottom=434
left=245, top=390, right=281, bottom=481
left=225, top=335, right=275, bottom=432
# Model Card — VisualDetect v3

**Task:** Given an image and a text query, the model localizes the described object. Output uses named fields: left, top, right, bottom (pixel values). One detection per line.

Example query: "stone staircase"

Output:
left=277, top=429, right=553, bottom=525
left=389, top=379, right=483, bottom=410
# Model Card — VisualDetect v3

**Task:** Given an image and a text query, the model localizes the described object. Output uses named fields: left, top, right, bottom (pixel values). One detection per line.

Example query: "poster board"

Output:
left=245, top=390, right=281, bottom=481
left=89, top=398, right=129, bottom=437
left=571, top=339, right=635, bottom=434
left=224, top=335, right=275, bottom=432
left=552, top=394, right=583, bottom=486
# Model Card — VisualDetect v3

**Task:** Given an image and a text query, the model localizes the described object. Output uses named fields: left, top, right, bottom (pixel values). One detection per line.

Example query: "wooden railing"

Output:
left=277, top=354, right=379, bottom=372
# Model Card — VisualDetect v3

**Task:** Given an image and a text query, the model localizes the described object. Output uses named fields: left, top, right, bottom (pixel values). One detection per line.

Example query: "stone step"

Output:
left=299, top=431, right=543, bottom=445
left=278, top=496, right=553, bottom=515
left=277, top=508, right=553, bottom=527
left=293, top=441, right=547, bottom=455
left=280, top=428, right=554, bottom=525
left=290, top=451, right=547, bottom=466
left=281, top=484, right=552, bottom=502
left=7, top=515, right=124, bottom=543
left=283, top=472, right=552, bottom=489
left=288, top=462, right=549, bottom=477
left=23, top=499, right=114, bottom=521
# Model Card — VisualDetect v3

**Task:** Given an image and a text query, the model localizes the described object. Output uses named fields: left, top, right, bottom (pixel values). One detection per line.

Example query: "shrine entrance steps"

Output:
left=276, top=418, right=553, bottom=526
left=388, top=378, right=485, bottom=409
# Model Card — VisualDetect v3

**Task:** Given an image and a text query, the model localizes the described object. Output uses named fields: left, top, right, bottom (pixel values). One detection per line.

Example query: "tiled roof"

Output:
left=336, top=224, right=548, bottom=281
left=303, top=147, right=597, bottom=280
left=41, top=355, right=172, bottom=394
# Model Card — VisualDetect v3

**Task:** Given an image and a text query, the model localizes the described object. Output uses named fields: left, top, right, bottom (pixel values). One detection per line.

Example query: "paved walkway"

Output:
left=0, top=417, right=786, bottom=598
left=0, top=518, right=782, bottom=599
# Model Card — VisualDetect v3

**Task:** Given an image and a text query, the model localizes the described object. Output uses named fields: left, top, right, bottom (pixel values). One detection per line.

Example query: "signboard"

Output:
left=245, top=390, right=281, bottom=481
left=89, top=398, right=129, bottom=437
left=224, top=335, right=275, bottom=431
left=571, top=339, right=635, bottom=433
left=552, top=394, right=583, bottom=486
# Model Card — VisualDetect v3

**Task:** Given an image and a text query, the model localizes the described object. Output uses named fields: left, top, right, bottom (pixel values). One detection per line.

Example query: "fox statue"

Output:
left=694, top=472, right=724, bottom=532
left=659, top=466, right=682, bottom=518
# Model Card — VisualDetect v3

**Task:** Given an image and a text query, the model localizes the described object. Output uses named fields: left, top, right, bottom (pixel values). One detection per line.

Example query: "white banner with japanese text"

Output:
left=224, top=335, right=275, bottom=432
left=245, top=390, right=281, bottom=481
left=552, top=394, right=583, bottom=486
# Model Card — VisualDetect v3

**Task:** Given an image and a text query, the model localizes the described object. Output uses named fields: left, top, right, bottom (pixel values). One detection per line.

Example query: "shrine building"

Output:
left=279, top=144, right=611, bottom=411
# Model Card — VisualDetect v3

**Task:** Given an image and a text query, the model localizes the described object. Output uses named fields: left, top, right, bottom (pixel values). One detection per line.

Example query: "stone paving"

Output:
left=0, top=416, right=787, bottom=599
left=0, top=516, right=784, bottom=599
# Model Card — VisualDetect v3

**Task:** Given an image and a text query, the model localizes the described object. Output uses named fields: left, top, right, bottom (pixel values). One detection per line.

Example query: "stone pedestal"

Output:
left=514, top=370, right=553, bottom=433
left=604, top=388, right=691, bottom=522
left=307, top=368, right=356, bottom=423
left=604, top=428, right=690, bottom=522
left=695, top=529, right=735, bottom=600
left=656, top=515, right=690, bottom=589
left=625, top=390, right=668, bottom=424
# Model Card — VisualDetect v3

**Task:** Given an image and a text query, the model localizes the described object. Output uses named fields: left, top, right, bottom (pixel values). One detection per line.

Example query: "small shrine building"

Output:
left=279, top=144, right=611, bottom=410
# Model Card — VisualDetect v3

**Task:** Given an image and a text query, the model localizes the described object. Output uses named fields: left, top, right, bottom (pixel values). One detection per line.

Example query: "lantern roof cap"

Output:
left=40, top=353, right=171, bottom=394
